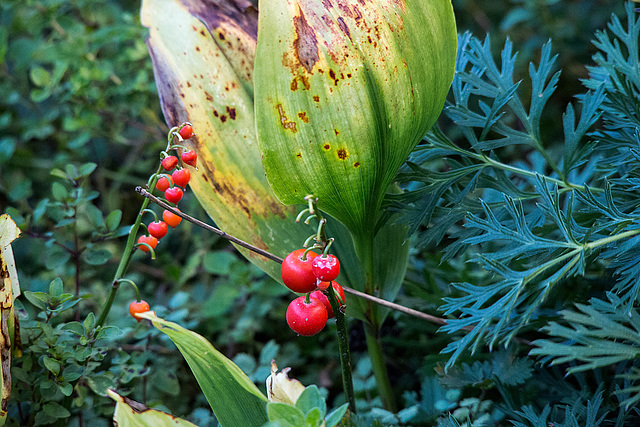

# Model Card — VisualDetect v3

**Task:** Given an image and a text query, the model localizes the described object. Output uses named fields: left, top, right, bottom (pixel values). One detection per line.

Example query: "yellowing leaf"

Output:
left=108, top=389, right=199, bottom=427
left=0, top=214, right=21, bottom=426
left=142, top=0, right=315, bottom=281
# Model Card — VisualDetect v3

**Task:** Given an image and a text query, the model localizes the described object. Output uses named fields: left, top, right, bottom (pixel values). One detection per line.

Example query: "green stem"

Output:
left=442, top=141, right=603, bottom=193
left=364, top=323, right=396, bottom=412
left=328, top=285, right=356, bottom=414
left=95, top=166, right=162, bottom=327
left=354, top=233, right=397, bottom=412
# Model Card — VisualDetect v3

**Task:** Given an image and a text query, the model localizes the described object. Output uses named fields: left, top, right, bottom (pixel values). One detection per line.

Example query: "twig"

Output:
left=136, top=186, right=534, bottom=346
left=135, top=188, right=283, bottom=264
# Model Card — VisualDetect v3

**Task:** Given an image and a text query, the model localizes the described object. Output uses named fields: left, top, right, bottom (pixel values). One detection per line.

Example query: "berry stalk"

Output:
left=96, top=125, right=184, bottom=328
left=327, top=283, right=355, bottom=413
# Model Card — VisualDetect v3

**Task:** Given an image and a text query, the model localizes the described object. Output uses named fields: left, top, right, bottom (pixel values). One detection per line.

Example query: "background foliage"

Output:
left=0, top=0, right=636, bottom=426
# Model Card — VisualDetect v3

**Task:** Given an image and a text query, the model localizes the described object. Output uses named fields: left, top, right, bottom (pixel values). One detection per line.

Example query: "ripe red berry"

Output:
left=310, top=282, right=345, bottom=319
left=162, top=156, right=179, bottom=171
left=281, top=249, right=319, bottom=293
left=181, top=150, right=197, bottom=167
left=286, top=296, right=328, bottom=336
left=155, top=175, right=173, bottom=192
left=129, top=300, right=150, bottom=322
left=172, top=168, right=191, bottom=188
left=165, top=187, right=183, bottom=204
left=311, top=254, right=340, bottom=281
left=137, top=235, right=158, bottom=253
left=148, top=221, right=169, bottom=239
left=178, top=124, right=194, bottom=140
left=163, top=209, right=182, bottom=228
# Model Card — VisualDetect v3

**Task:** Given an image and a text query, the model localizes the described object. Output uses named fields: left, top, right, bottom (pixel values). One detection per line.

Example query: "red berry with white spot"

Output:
left=181, top=150, right=197, bottom=167
left=148, top=221, right=169, bottom=239
left=165, top=187, right=183, bottom=204
left=178, top=124, right=194, bottom=140
left=172, top=168, right=191, bottom=188
left=311, top=254, right=340, bottom=282
left=162, top=156, right=179, bottom=171
left=156, top=176, right=173, bottom=192
left=137, top=235, right=158, bottom=253
left=286, top=296, right=328, bottom=336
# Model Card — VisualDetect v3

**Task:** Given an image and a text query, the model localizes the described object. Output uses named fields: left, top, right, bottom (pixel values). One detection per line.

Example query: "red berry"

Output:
left=181, top=150, right=197, bottom=167
left=281, top=249, right=319, bottom=293
left=165, top=187, right=183, bottom=204
left=310, top=282, right=345, bottom=319
left=316, top=280, right=331, bottom=291
left=162, top=156, right=179, bottom=171
left=178, top=124, right=194, bottom=139
left=148, top=221, right=169, bottom=239
left=137, top=235, right=158, bottom=253
left=129, top=300, right=150, bottom=322
left=163, top=209, right=182, bottom=228
left=172, top=168, right=191, bottom=188
left=311, top=254, right=340, bottom=281
left=286, top=296, right=328, bottom=336
left=155, top=175, right=173, bottom=192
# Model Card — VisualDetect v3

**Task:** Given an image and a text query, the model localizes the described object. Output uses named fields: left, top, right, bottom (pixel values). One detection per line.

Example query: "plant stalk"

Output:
left=354, top=232, right=397, bottom=412
left=328, top=284, right=356, bottom=414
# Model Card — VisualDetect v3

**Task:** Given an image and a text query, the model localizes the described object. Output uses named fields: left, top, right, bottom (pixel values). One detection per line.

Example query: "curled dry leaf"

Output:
left=266, top=359, right=306, bottom=405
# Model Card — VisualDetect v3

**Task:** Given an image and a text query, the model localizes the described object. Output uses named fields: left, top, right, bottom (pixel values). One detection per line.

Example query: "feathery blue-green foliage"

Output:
left=393, top=2, right=640, bottom=375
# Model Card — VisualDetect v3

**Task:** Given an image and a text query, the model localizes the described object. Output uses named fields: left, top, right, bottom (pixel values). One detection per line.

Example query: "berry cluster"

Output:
left=281, top=249, right=345, bottom=336
left=136, top=123, right=196, bottom=254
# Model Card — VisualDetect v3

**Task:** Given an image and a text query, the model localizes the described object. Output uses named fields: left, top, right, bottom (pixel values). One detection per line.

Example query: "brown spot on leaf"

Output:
left=334, top=129, right=339, bottom=135
left=313, top=95, right=320, bottom=102
left=328, top=69, right=339, bottom=86
left=205, top=92, right=213, bottom=102
left=220, top=115, right=227, bottom=123
left=226, top=106, right=237, bottom=120
left=337, top=148, right=349, bottom=159
left=337, top=17, right=351, bottom=40
left=298, top=112, right=309, bottom=123
left=218, top=31, right=226, bottom=40
left=180, top=93, right=185, bottom=98
left=353, top=161, right=360, bottom=168
left=196, top=46, right=201, bottom=52
left=200, top=30, right=206, bottom=36
left=296, top=152, right=302, bottom=158
left=291, top=79, right=298, bottom=91
left=276, top=104, right=297, bottom=132
left=293, top=9, right=319, bottom=73
left=323, top=144, right=331, bottom=150
left=213, top=109, right=219, bottom=117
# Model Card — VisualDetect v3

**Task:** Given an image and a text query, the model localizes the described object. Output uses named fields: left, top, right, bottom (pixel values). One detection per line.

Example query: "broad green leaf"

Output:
left=137, top=311, right=268, bottom=427
left=42, top=402, right=70, bottom=419
left=81, top=247, right=112, bottom=266
left=295, top=385, right=326, bottom=418
left=267, top=402, right=305, bottom=426
left=108, top=389, right=199, bottom=427
left=49, top=277, right=63, bottom=297
left=325, top=403, right=349, bottom=427
left=254, top=0, right=457, bottom=235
